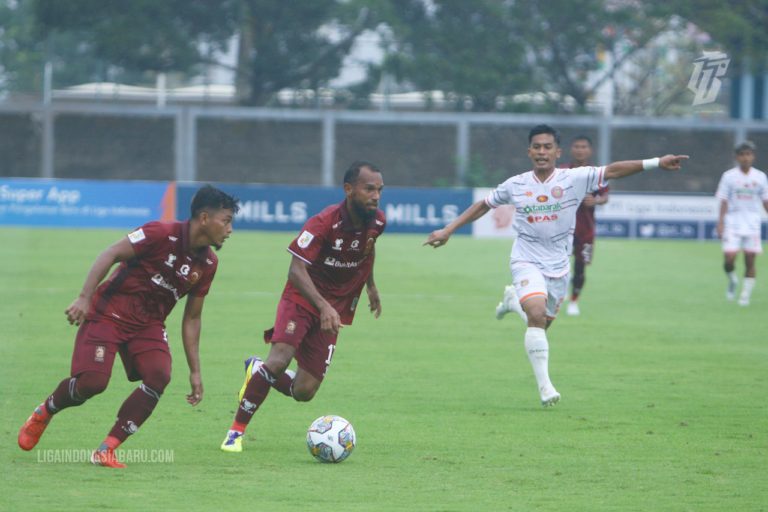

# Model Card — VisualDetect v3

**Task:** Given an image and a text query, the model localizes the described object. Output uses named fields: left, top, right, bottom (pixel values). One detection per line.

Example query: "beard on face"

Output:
left=351, top=198, right=376, bottom=221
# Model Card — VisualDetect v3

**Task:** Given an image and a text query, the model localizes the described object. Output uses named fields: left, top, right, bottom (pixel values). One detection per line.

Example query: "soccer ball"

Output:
left=306, top=415, right=356, bottom=463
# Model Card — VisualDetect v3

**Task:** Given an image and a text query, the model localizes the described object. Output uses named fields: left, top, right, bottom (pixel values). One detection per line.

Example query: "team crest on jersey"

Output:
left=94, top=345, right=106, bottom=363
left=537, top=195, right=548, bottom=203
left=521, top=279, right=529, bottom=287
left=525, top=191, right=534, bottom=197
left=286, top=321, right=296, bottom=335
left=363, top=237, right=375, bottom=256
left=297, top=231, right=314, bottom=249
left=551, top=186, right=564, bottom=199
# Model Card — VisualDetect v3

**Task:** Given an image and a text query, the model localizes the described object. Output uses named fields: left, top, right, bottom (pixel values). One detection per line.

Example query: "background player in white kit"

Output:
left=425, top=125, right=688, bottom=406
left=715, top=140, right=768, bottom=306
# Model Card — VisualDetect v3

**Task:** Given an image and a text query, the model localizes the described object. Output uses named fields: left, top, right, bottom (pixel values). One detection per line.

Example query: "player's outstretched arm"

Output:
left=182, top=295, right=205, bottom=405
left=424, top=200, right=491, bottom=248
left=65, top=237, right=136, bottom=326
left=604, top=154, right=689, bottom=180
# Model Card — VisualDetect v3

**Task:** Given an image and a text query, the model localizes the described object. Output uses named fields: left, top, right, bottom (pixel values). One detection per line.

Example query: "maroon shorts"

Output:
left=573, top=234, right=595, bottom=265
left=71, top=319, right=171, bottom=382
left=264, top=298, right=338, bottom=381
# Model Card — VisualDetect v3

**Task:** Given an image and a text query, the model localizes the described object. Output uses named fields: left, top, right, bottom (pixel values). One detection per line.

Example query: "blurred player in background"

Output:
left=18, top=185, right=239, bottom=468
left=565, top=135, right=609, bottom=316
left=221, top=161, right=385, bottom=453
left=425, top=124, right=687, bottom=406
left=715, top=141, right=768, bottom=306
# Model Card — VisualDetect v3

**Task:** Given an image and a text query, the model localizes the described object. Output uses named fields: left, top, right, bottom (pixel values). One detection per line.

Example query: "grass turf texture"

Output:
left=1, top=227, right=766, bottom=511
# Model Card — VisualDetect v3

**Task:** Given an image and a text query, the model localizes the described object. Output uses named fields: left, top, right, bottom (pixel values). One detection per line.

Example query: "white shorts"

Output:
left=722, top=229, right=763, bottom=254
left=510, top=262, right=568, bottom=319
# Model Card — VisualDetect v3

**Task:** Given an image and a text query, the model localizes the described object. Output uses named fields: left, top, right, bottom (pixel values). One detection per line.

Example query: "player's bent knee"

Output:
left=143, top=369, right=171, bottom=394
left=292, top=386, right=317, bottom=402
left=75, top=371, right=110, bottom=399
left=266, top=343, right=295, bottom=375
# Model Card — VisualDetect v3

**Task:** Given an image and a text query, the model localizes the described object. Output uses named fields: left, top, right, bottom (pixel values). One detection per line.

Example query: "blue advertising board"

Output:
left=595, top=220, right=631, bottom=238
left=634, top=220, right=700, bottom=239
left=176, top=183, right=473, bottom=234
left=0, top=179, right=174, bottom=228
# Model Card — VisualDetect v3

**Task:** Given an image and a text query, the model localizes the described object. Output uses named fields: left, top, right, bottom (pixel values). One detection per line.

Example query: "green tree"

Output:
left=378, top=0, right=529, bottom=111
left=668, top=0, right=768, bottom=71
left=234, top=0, right=375, bottom=105
left=0, top=0, right=109, bottom=94
left=32, top=0, right=237, bottom=74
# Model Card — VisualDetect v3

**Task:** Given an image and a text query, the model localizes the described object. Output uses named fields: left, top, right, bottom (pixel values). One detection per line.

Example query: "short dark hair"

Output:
left=528, top=124, right=560, bottom=145
left=734, top=140, right=756, bottom=153
left=571, top=135, right=592, bottom=146
left=190, top=185, right=240, bottom=218
left=343, top=161, right=382, bottom=185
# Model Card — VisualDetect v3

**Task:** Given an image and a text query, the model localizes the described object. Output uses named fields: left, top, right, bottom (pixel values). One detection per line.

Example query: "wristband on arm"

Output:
left=642, top=157, right=660, bottom=170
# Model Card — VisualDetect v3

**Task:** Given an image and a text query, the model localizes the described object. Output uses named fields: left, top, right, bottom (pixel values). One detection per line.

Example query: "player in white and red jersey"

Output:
left=221, top=162, right=385, bottom=453
left=495, top=135, right=609, bottom=318
left=18, top=185, right=238, bottom=468
left=425, top=125, right=688, bottom=406
left=715, top=140, right=768, bottom=306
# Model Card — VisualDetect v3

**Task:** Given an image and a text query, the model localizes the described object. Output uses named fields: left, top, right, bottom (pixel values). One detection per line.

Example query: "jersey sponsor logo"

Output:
left=525, top=191, right=534, bottom=197
left=128, top=228, right=146, bottom=244
left=94, top=345, right=106, bottom=363
left=332, top=238, right=344, bottom=251
left=297, top=230, right=314, bottom=249
left=168, top=236, right=178, bottom=242
left=164, top=254, right=177, bottom=268
left=375, top=219, right=384, bottom=226
left=151, top=273, right=180, bottom=301
left=523, top=203, right=561, bottom=214
left=324, top=256, right=359, bottom=268
left=350, top=296, right=359, bottom=312
left=286, top=320, right=296, bottom=335
left=179, top=264, right=191, bottom=276
left=537, top=195, right=549, bottom=203
left=551, top=186, right=564, bottom=199
left=527, top=214, right=559, bottom=223
left=350, top=240, right=360, bottom=250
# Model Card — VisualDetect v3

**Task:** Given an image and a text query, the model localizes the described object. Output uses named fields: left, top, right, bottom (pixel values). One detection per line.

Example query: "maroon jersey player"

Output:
left=18, top=185, right=239, bottom=468
left=566, top=135, right=609, bottom=316
left=221, top=161, right=385, bottom=453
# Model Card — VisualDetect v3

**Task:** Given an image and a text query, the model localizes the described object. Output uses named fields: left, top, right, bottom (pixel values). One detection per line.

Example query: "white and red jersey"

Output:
left=485, top=166, right=607, bottom=277
left=715, top=167, right=768, bottom=235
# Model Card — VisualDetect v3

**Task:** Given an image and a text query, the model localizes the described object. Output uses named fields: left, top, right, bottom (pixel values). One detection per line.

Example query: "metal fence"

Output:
left=2, top=102, right=767, bottom=192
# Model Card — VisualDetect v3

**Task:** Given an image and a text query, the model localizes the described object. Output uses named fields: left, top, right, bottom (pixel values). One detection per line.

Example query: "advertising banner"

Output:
left=0, top=179, right=174, bottom=228
left=176, top=183, right=473, bottom=234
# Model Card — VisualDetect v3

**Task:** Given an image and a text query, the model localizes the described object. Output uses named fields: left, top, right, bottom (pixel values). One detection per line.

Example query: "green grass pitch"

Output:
left=1, top=227, right=766, bottom=511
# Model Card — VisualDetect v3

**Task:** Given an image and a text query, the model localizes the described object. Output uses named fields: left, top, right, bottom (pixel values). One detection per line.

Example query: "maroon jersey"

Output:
left=283, top=201, right=386, bottom=325
left=565, top=162, right=608, bottom=240
left=574, top=187, right=609, bottom=240
left=89, top=221, right=218, bottom=328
